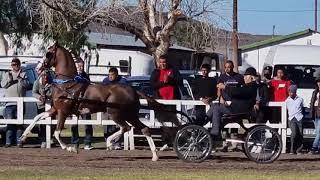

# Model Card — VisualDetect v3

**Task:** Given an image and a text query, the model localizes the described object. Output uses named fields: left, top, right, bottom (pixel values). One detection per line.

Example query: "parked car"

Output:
left=125, top=75, right=194, bottom=100
left=0, top=62, right=39, bottom=119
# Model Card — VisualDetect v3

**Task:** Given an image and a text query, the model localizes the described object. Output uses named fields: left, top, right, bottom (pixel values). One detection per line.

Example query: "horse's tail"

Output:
left=136, top=91, right=167, bottom=111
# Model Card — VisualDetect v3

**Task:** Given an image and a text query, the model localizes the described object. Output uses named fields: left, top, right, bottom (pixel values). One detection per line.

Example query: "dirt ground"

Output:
left=0, top=145, right=319, bottom=173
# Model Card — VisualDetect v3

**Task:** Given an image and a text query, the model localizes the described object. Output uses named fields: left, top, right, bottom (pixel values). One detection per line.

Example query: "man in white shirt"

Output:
left=285, top=85, right=304, bottom=154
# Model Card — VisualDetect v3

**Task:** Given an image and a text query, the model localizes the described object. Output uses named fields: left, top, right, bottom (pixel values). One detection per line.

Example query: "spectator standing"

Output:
left=1, top=58, right=28, bottom=147
left=254, top=74, right=270, bottom=123
left=285, top=85, right=304, bottom=154
left=102, top=67, right=127, bottom=150
left=310, top=78, right=320, bottom=154
left=150, top=54, right=183, bottom=151
left=193, top=64, right=217, bottom=124
left=70, top=59, right=94, bottom=150
left=269, top=68, right=291, bottom=123
left=261, top=66, right=273, bottom=84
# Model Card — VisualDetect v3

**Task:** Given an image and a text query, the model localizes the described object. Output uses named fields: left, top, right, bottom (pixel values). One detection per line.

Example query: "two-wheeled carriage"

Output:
left=173, top=112, right=282, bottom=163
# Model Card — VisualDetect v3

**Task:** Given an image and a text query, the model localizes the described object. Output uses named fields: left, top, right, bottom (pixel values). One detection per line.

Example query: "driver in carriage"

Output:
left=205, top=67, right=259, bottom=143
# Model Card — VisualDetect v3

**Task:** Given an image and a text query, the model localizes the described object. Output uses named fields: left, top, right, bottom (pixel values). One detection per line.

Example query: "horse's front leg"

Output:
left=54, top=111, right=70, bottom=151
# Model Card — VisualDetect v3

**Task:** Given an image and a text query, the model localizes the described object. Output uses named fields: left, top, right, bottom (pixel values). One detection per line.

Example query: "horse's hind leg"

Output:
left=106, top=124, right=130, bottom=150
left=127, top=116, right=158, bottom=161
left=141, top=127, right=159, bottom=161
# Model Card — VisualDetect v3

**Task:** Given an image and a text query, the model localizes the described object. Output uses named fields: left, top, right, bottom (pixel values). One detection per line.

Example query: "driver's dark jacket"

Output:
left=225, top=82, right=258, bottom=114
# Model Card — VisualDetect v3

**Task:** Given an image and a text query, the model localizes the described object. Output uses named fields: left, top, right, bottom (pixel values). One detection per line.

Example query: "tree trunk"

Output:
left=0, top=32, right=8, bottom=56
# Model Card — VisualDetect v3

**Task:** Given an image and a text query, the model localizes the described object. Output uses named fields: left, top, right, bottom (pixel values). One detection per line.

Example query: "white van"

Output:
left=260, top=45, right=320, bottom=137
left=261, top=45, right=320, bottom=108
left=87, top=49, right=155, bottom=82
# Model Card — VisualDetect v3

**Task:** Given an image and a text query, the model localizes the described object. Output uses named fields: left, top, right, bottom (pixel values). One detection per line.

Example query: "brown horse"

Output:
left=21, top=43, right=178, bottom=161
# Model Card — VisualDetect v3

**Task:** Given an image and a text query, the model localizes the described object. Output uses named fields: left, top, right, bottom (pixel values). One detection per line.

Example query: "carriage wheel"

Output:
left=174, top=125, right=213, bottom=163
left=244, top=125, right=282, bottom=163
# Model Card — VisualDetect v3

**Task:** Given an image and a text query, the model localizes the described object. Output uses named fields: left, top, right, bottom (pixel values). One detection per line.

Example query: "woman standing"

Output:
left=310, top=78, right=320, bottom=154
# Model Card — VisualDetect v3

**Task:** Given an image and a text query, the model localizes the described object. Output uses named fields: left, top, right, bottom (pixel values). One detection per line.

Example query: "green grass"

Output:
left=0, top=167, right=319, bottom=180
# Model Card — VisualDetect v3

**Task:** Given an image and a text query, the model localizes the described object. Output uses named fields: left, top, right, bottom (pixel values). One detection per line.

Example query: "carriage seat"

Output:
left=221, top=113, right=250, bottom=120
left=221, top=112, right=251, bottom=131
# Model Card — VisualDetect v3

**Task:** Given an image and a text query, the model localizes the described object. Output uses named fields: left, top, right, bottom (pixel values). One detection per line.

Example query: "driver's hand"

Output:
left=201, top=98, right=210, bottom=105
left=217, top=83, right=225, bottom=89
left=39, top=95, right=46, bottom=103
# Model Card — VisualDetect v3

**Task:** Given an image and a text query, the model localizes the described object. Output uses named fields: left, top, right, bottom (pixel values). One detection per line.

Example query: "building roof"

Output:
left=86, top=32, right=195, bottom=52
left=240, top=29, right=316, bottom=52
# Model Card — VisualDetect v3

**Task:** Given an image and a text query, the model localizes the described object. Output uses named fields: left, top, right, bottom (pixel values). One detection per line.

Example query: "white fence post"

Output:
left=17, top=98, right=24, bottom=124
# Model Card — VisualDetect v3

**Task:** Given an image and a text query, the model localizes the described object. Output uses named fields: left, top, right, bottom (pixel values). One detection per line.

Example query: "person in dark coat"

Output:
left=310, top=78, right=320, bottom=154
left=206, top=67, right=258, bottom=140
left=102, top=67, right=127, bottom=150
left=150, top=55, right=183, bottom=100
left=254, top=74, right=271, bottom=123
left=149, top=55, right=182, bottom=151
left=193, top=64, right=217, bottom=125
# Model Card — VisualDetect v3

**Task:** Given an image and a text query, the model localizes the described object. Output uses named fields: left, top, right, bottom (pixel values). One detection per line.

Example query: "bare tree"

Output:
left=23, top=0, right=224, bottom=64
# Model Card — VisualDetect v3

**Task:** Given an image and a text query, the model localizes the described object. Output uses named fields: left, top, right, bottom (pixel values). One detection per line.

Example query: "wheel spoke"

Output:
left=178, top=142, right=191, bottom=151
left=183, top=145, right=192, bottom=159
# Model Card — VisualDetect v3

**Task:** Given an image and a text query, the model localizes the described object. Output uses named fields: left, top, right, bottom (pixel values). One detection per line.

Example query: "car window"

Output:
left=128, top=81, right=153, bottom=96
left=274, top=65, right=320, bottom=88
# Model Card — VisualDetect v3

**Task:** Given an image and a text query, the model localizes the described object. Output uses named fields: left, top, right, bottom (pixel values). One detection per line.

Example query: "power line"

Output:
left=220, top=8, right=319, bottom=13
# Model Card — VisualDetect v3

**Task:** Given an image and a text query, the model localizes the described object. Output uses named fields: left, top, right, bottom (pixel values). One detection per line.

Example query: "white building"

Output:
left=239, top=29, right=320, bottom=73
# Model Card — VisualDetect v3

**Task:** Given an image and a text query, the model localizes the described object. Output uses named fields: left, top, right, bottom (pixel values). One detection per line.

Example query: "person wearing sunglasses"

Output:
left=1, top=58, right=29, bottom=148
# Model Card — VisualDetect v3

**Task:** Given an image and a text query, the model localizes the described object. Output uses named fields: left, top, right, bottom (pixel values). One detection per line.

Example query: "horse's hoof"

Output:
left=106, top=146, right=113, bottom=151
left=67, top=146, right=78, bottom=153
left=19, top=136, right=27, bottom=143
left=152, top=156, right=159, bottom=162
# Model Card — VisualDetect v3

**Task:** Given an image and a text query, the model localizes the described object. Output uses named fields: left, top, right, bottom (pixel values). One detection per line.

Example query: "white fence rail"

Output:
left=0, top=97, right=288, bottom=153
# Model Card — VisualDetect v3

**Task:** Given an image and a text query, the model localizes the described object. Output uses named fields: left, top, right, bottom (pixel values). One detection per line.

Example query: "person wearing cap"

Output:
left=206, top=67, right=258, bottom=141
left=1, top=58, right=29, bottom=148
left=262, top=66, right=273, bottom=84
left=285, top=84, right=304, bottom=154
left=310, top=78, right=320, bottom=154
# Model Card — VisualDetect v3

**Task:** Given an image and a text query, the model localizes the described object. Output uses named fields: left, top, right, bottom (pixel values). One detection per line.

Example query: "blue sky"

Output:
left=217, top=0, right=317, bottom=35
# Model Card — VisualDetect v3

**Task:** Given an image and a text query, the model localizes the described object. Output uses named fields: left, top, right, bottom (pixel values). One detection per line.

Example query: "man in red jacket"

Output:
left=270, top=68, right=291, bottom=123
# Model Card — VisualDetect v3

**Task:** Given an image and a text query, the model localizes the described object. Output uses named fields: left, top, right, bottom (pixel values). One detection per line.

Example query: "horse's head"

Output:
left=44, top=42, right=77, bottom=79
left=44, top=43, right=59, bottom=69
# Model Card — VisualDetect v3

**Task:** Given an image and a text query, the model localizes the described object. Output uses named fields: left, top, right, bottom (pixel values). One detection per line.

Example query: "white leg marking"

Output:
left=54, top=130, right=67, bottom=150
left=106, top=127, right=123, bottom=151
left=20, top=112, right=49, bottom=142
left=146, top=135, right=158, bottom=161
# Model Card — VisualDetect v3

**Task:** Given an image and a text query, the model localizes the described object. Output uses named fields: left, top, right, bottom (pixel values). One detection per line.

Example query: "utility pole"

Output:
left=316, top=0, right=318, bottom=32
left=272, top=25, right=275, bottom=38
left=232, top=0, right=239, bottom=72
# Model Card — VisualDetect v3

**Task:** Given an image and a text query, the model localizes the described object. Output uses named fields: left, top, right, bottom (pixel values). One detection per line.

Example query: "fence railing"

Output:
left=0, top=97, right=287, bottom=153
